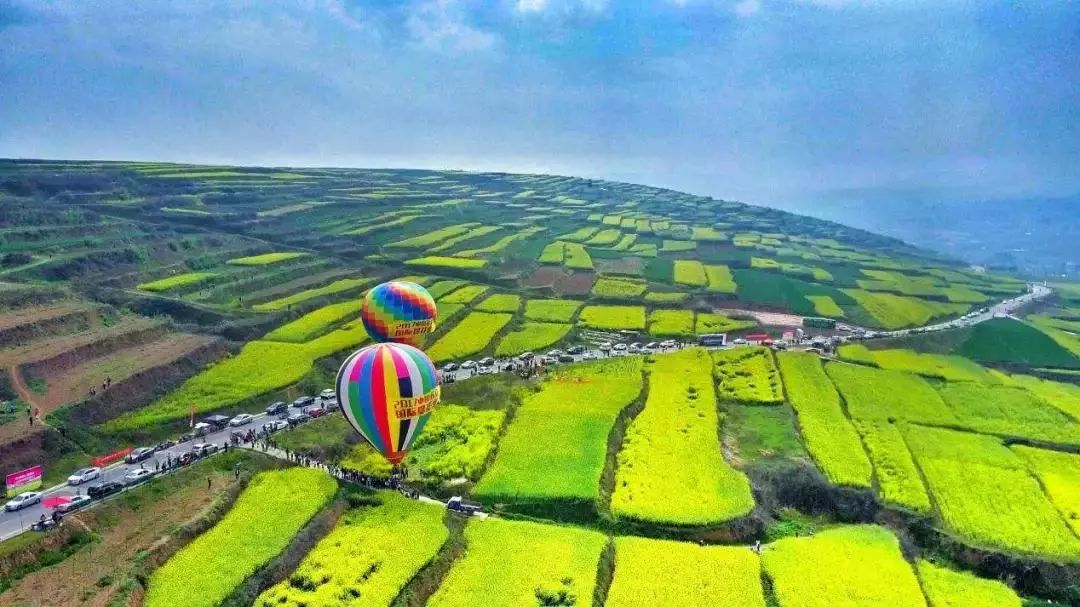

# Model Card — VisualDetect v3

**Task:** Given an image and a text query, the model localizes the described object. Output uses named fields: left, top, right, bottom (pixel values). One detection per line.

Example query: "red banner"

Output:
left=94, top=447, right=133, bottom=467
left=6, top=465, right=42, bottom=496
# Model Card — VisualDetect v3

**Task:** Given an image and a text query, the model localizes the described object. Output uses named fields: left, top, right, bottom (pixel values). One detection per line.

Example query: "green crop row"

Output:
left=137, top=271, right=218, bottom=292
left=262, top=300, right=357, bottom=343
left=426, top=311, right=512, bottom=362
left=524, top=298, right=581, bottom=322
left=441, top=284, right=489, bottom=304
left=427, top=225, right=501, bottom=253
left=578, top=305, right=646, bottom=330
left=612, top=349, right=754, bottom=525
left=107, top=323, right=368, bottom=429
left=428, top=518, right=606, bottom=607
left=648, top=309, right=694, bottom=336
left=592, top=275, right=647, bottom=298
left=776, top=353, right=872, bottom=487
left=226, top=251, right=308, bottom=266
left=705, top=264, right=736, bottom=293
left=475, top=357, right=644, bottom=505
left=389, top=222, right=480, bottom=248
left=495, top=322, right=571, bottom=356
left=852, top=419, right=931, bottom=514
left=563, top=242, right=594, bottom=270
left=916, top=560, right=1022, bottom=607
left=475, top=293, right=521, bottom=312
left=147, top=468, right=337, bottom=607
left=253, top=277, right=371, bottom=311
left=826, top=362, right=956, bottom=425
left=712, top=346, right=782, bottom=404
left=405, top=256, right=487, bottom=269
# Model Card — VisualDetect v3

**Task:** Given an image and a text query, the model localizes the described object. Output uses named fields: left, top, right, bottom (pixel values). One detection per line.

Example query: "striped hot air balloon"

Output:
left=360, top=281, right=437, bottom=344
left=336, top=342, right=441, bottom=465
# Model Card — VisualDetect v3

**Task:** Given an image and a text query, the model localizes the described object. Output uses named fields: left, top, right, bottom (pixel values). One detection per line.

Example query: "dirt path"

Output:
left=0, top=367, right=42, bottom=443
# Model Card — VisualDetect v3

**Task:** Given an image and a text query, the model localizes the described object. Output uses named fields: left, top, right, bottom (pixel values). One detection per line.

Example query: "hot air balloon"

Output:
left=360, top=281, right=437, bottom=344
left=336, top=342, right=441, bottom=465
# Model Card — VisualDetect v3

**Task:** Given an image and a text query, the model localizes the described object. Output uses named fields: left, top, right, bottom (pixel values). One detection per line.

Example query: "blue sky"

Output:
left=1, top=0, right=1078, bottom=207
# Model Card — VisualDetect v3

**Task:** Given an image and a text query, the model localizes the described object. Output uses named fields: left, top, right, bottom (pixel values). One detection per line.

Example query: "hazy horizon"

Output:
left=3, top=0, right=1079, bottom=209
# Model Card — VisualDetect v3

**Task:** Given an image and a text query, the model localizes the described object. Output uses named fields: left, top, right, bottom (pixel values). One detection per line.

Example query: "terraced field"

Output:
left=0, top=160, right=1073, bottom=607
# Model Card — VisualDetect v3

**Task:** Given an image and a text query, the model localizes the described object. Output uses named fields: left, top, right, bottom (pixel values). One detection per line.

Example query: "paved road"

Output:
left=0, top=282, right=1050, bottom=541
left=0, top=407, right=295, bottom=541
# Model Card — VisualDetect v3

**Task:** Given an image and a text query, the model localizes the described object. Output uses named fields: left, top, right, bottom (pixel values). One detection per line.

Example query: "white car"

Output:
left=613, top=343, right=628, bottom=351
left=193, top=443, right=220, bottom=456
left=5, top=491, right=42, bottom=512
left=123, top=469, right=155, bottom=486
left=67, top=467, right=102, bottom=486
left=263, top=419, right=289, bottom=433
left=319, top=388, right=335, bottom=400
left=56, top=494, right=92, bottom=513
left=228, top=413, right=254, bottom=427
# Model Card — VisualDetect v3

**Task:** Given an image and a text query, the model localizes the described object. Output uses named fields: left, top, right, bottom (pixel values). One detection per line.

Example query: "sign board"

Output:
left=94, top=447, right=134, bottom=468
left=5, top=465, right=42, bottom=497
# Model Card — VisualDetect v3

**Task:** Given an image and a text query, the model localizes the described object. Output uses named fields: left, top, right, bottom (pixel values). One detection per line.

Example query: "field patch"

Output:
left=524, top=299, right=582, bottom=323
left=440, top=284, right=489, bottom=303
left=673, top=260, right=707, bottom=287
left=806, top=295, right=843, bottom=317
left=405, top=256, right=487, bottom=270
left=852, top=419, right=931, bottom=513
left=592, top=275, right=647, bottom=298
left=137, top=272, right=217, bottom=292
left=776, top=353, right=872, bottom=487
left=255, top=493, right=448, bottom=607
left=612, top=349, right=754, bottom=525
left=226, top=251, right=308, bottom=266
left=146, top=468, right=337, bottom=607
left=562, top=241, right=594, bottom=270
left=905, top=425, right=1080, bottom=561
left=843, top=289, right=968, bottom=329
left=426, top=311, right=512, bottom=362
left=475, top=293, right=521, bottom=312
left=607, top=536, right=765, bottom=607
left=712, top=346, right=782, bottom=404
left=495, top=322, right=571, bottom=356
left=705, top=264, right=737, bottom=293
left=647, top=309, right=695, bottom=336
left=474, top=357, right=643, bottom=507
left=826, top=362, right=957, bottom=425
left=578, top=305, right=646, bottom=331
left=696, top=312, right=755, bottom=334
left=935, top=381, right=1080, bottom=444
left=763, top=526, right=927, bottom=607
left=253, top=277, right=371, bottom=311
left=916, top=560, right=1022, bottom=607
left=1012, top=445, right=1080, bottom=537
left=389, top=222, right=480, bottom=248
left=262, top=300, right=357, bottom=343
left=427, top=518, right=606, bottom=607
left=958, top=318, right=1078, bottom=368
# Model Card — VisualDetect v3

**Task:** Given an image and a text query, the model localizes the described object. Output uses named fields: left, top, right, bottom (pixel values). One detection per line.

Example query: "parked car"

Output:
left=228, top=413, right=254, bottom=427
left=265, top=401, right=288, bottom=416
left=56, top=494, right=92, bottom=514
left=478, top=357, right=495, bottom=367
left=628, top=342, right=643, bottom=352
left=292, top=396, right=315, bottom=407
left=154, top=439, right=176, bottom=452
left=287, top=412, right=310, bottom=426
left=319, top=388, right=335, bottom=400
left=204, top=414, right=231, bottom=428
left=567, top=345, right=586, bottom=355
left=539, top=355, right=556, bottom=364
left=306, top=406, right=328, bottom=418
left=4, top=491, right=41, bottom=512
left=598, top=342, right=613, bottom=351
left=67, top=467, right=102, bottom=486
left=191, top=422, right=213, bottom=436
left=322, top=398, right=338, bottom=408
left=192, top=443, right=219, bottom=457
left=87, top=482, right=124, bottom=499
left=613, top=343, right=628, bottom=352
left=125, top=447, right=155, bottom=464
left=501, top=363, right=515, bottom=372
left=477, top=366, right=494, bottom=375
left=461, top=360, right=477, bottom=369
left=123, top=469, right=155, bottom=486
left=518, top=351, right=535, bottom=360
left=732, top=338, right=747, bottom=345
left=263, top=419, right=289, bottom=433
left=546, top=349, right=563, bottom=357
left=442, top=362, right=459, bottom=372
left=178, top=451, right=197, bottom=466
left=659, top=340, right=676, bottom=348
left=558, top=354, right=575, bottom=363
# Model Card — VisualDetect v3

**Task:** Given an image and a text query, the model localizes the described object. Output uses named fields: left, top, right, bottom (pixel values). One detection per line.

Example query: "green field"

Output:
left=427, top=518, right=606, bottom=607
left=612, top=349, right=754, bottom=525
left=262, top=300, right=357, bottom=342
left=777, top=353, right=872, bottom=487
left=474, top=357, right=643, bottom=507
left=577, top=305, right=646, bottom=330
left=647, top=309, right=695, bottom=336
left=426, top=311, right=512, bottom=362
left=255, top=494, right=448, bottom=607
left=958, top=318, right=1079, bottom=368
left=137, top=271, right=217, bottom=292
left=712, top=346, right=783, bottom=404
left=494, top=321, right=571, bottom=356
left=475, top=293, right=521, bottom=312
left=146, top=468, right=337, bottom=607
left=227, top=252, right=308, bottom=266
left=524, top=298, right=582, bottom=322
left=253, top=277, right=371, bottom=311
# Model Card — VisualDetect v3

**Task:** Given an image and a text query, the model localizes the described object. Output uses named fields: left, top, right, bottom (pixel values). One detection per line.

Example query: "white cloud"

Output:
left=516, top=0, right=548, bottom=13
left=733, top=0, right=761, bottom=16
left=406, top=0, right=497, bottom=52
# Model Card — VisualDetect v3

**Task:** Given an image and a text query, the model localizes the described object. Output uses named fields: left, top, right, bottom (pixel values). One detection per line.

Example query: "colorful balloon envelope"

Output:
left=336, top=342, right=441, bottom=465
left=361, top=281, right=437, bottom=344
